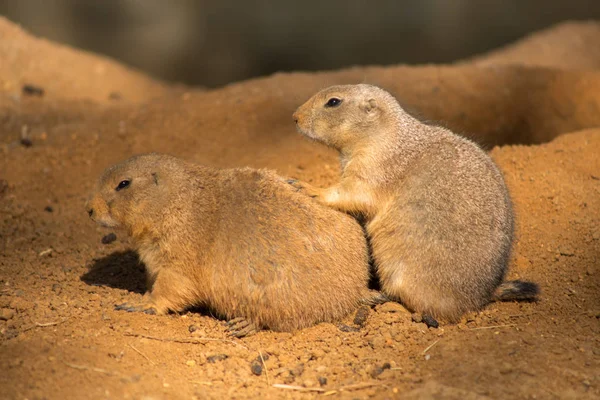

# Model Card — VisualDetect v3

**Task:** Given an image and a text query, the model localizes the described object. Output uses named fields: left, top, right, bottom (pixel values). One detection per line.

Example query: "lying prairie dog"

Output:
left=86, top=153, right=381, bottom=336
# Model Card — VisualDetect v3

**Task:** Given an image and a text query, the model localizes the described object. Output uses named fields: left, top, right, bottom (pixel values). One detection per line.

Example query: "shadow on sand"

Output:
left=81, top=250, right=146, bottom=294
left=80, top=250, right=216, bottom=318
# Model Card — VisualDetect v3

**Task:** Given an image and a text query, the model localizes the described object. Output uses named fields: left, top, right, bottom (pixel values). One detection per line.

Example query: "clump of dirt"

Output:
left=1, top=18, right=599, bottom=399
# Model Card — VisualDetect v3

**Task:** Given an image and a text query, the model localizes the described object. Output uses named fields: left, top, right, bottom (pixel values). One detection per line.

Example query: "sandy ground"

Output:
left=0, top=17, right=599, bottom=399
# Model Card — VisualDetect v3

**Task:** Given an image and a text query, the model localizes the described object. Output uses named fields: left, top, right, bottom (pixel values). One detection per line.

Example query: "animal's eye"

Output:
left=115, top=180, right=130, bottom=191
left=325, top=98, right=342, bottom=108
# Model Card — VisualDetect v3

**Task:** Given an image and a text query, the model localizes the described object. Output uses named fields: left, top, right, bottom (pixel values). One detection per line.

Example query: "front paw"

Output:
left=115, top=302, right=158, bottom=315
left=286, top=179, right=319, bottom=198
left=286, top=178, right=302, bottom=190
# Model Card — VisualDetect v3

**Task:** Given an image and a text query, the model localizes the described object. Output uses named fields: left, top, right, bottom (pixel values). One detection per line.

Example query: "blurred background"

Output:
left=1, top=0, right=599, bottom=87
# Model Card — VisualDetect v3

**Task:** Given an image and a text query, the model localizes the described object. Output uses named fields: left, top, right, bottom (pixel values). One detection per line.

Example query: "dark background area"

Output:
left=1, top=0, right=600, bottom=87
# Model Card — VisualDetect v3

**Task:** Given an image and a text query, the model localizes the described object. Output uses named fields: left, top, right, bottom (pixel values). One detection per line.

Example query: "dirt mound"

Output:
left=1, top=18, right=598, bottom=399
left=0, top=16, right=169, bottom=104
left=465, top=20, right=600, bottom=69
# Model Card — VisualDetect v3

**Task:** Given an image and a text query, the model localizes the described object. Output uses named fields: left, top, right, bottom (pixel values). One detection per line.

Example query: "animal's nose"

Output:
left=88, top=208, right=94, bottom=218
left=292, top=112, right=299, bottom=124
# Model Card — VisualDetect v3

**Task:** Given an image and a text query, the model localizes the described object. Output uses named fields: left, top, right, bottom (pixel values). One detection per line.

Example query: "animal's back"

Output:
left=370, top=134, right=513, bottom=320
left=204, top=168, right=371, bottom=331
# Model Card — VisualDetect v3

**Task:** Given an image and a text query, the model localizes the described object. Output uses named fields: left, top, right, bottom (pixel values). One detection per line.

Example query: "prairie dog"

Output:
left=86, top=153, right=376, bottom=336
left=290, top=84, right=538, bottom=322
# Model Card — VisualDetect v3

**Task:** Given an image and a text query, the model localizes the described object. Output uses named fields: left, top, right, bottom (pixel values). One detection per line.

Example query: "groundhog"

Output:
left=86, top=153, right=379, bottom=337
left=290, top=84, right=539, bottom=323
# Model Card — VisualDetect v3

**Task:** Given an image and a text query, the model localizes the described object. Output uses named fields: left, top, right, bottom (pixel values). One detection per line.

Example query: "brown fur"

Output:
left=86, top=153, right=373, bottom=333
left=291, top=84, right=538, bottom=322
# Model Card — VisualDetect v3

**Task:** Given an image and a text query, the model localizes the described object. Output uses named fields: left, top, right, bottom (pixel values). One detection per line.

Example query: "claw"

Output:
left=338, top=324, right=360, bottom=332
left=115, top=303, right=135, bottom=311
left=115, top=302, right=157, bottom=315
left=230, top=325, right=258, bottom=338
left=226, top=317, right=259, bottom=338
left=226, top=317, right=247, bottom=327
left=143, top=307, right=157, bottom=315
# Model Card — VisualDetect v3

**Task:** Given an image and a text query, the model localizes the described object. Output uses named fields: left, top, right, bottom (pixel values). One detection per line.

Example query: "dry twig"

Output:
left=423, top=339, right=441, bottom=354
left=470, top=324, right=517, bottom=330
left=272, top=384, right=325, bottom=393
left=336, top=382, right=386, bottom=392
left=128, top=344, right=156, bottom=366
left=22, top=318, right=70, bottom=332
left=123, top=332, right=248, bottom=350
left=63, top=361, right=114, bottom=376
left=274, top=381, right=385, bottom=395
left=259, top=350, right=270, bottom=386
left=189, top=380, right=216, bottom=386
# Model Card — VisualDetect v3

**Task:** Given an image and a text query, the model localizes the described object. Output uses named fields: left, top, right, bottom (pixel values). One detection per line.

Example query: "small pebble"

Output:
left=499, top=362, right=513, bottom=374
left=0, top=180, right=9, bottom=196
left=185, top=360, right=196, bottom=367
left=250, top=360, right=263, bottom=376
left=370, top=362, right=391, bottom=378
left=101, top=233, right=117, bottom=244
left=411, top=313, right=422, bottom=323
left=290, top=363, right=305, bottom=377
left=422, top=315, right=439, bottom=329
left=206, top=354, right=228, bottom=363
left=370, top=366, right=385, bottom=378
left=188, top=324, right=199, bottom=333
left=44, top=206, right=54, bottom=213
left=338, top=324, right=360, bottom=332
left=22, top=84, right=44, bottom=96
left=559, top=247, right=575, bottom=257
left=3, top=327, right=18, bottom=340
left=0, top=308, right=15, bottom=321
left=20, top=136, right=33, bottom=148
left=190, top=329, right=206, bottom=337
left=353, top=305, right=370, bottom=326
left=318, top=376, right=327, bottom=386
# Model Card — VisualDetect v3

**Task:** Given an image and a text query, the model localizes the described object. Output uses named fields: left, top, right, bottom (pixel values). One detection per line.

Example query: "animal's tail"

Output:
left=492, top=280, right=540, bottom=302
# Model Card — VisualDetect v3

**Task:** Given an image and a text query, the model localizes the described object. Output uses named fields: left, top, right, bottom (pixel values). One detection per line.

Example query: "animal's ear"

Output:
left=151, top=172, right=159, bottom=185
left=360, top=98, right=378, bottom=114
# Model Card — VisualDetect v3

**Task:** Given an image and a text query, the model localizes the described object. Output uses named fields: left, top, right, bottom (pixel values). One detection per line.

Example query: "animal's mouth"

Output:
left=295, top=122, right=319, bottom=141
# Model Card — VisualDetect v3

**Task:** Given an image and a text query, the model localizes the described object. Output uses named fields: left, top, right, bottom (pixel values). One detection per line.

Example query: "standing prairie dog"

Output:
left=290, top=84, right=538, bottom=322
left=86, top=153, right=377, bottom=336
